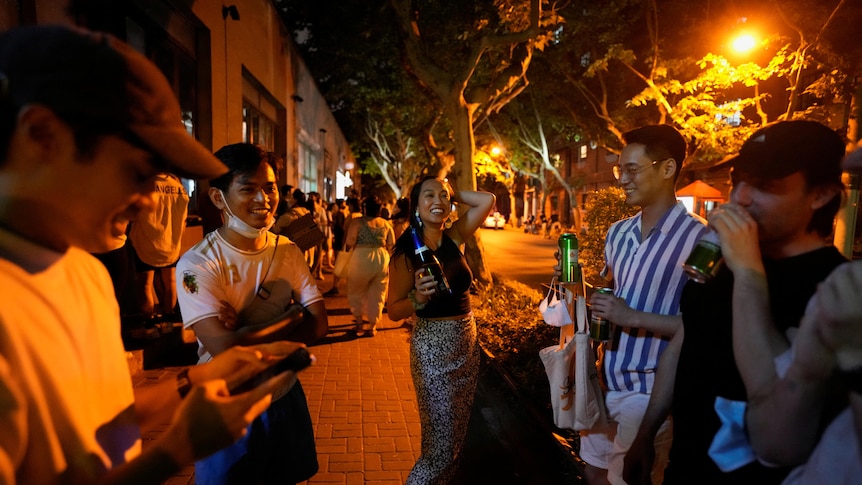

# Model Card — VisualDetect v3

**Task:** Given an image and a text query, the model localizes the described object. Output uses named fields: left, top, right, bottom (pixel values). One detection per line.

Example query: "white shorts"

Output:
left=579, top=390, right=672, bottom=485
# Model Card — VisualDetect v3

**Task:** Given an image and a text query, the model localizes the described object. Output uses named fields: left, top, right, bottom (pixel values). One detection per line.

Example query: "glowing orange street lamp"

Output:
left=731, top=33, right=757, bottom=55
left=490, top=145, right=502, bottom=157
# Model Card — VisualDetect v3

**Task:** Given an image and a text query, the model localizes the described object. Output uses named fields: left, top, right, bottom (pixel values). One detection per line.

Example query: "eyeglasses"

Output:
left=613, top=159, right=661, bottom=180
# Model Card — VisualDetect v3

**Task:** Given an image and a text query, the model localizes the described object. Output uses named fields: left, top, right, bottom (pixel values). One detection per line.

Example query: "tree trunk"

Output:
left=447, top=97, right=493, bottom=286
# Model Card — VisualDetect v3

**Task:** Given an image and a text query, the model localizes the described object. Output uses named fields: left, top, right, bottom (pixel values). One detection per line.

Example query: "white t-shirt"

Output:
left=176, top=231, right=322, bottom=363
left=128, top=173, right=189, bottom=267
left=0, top=228, right=139, bottom=484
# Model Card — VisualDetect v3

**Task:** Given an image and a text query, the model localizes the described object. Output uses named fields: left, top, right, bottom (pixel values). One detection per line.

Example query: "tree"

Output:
left=364, top=117, right=423, bottom=199
left=504, top=96, right=583, bottom=230
left=275, top=0, right=441, bottom=172
left=387, top=0, right=563, bottom=284
left=527, top=0, right=861, bottom=168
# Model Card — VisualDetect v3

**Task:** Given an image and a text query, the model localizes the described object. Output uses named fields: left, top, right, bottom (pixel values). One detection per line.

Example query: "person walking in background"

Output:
left=275, top=183, right=293, bottom=219
left=624, top=120, right=847, bottom=485
left=272, top=187, right=313, bottom=268
left=344, top=197, right=395, bottom=337
left=390, top=197, right=411, bottom=241
left=307, top=191, right=328, bottom=280
left=326, top=196, right=362, bottom=296
left=0, top=25, right=299, bottom=484
left=320, top=199, right=335, bottom=271
left=343, top=196, right=363, bottom=239
left=387, top=177, right=494, bottom=484
left=272, top=187, right=309, bottom=233
left=324, top=200, right=346, bottom=295
left=128, top=172, right=189, bottom=321
left=176, top=143, right=327, bottom=485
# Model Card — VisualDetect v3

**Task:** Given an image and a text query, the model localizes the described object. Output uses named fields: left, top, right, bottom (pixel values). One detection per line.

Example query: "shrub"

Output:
left=473, top=276, right=557, bottom=412
left=580, top=187, right=639, bottom=286
left=473, top=274, right=586, bottom=466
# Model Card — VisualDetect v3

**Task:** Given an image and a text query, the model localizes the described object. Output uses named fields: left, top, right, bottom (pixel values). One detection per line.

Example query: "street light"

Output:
left=730, top=33, right=757, bottom=55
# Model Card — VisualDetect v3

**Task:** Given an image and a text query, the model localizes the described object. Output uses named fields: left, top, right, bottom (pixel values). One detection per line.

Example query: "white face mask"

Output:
left=219, top=189, right=275, bottom=239
left=539, top=279, right=573, bottom=327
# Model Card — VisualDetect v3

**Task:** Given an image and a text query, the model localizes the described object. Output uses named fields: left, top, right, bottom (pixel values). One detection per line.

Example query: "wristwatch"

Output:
left=176, top=368, right=192, bottom=399
left=838, top=365, right=862, bottom=395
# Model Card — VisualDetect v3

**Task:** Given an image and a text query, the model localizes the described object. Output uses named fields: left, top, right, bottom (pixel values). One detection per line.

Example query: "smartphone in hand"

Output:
left=231, top=347, right=315, bottom=394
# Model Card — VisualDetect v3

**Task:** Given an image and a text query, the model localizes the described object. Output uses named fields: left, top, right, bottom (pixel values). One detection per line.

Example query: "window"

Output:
left=242, top=103, right=276, bottom=151
left=299, top=142, right=318, bottom=193
left=124, top=14, right=206, bottom=216
left=242, top=75, right=280, bottom=152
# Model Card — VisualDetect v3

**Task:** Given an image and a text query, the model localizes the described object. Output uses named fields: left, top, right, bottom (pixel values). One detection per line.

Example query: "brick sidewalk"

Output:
left=132, top=273, right=420, bottom=485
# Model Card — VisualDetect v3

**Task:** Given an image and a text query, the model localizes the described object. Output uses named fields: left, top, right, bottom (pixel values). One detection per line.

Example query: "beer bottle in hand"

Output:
left=410, top=227, right=452, bottom=298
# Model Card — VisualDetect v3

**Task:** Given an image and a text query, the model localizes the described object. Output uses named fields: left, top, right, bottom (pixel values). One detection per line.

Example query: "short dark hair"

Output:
left=392, top=197, right=410, bottom=220
left=210, top=143, right=275, bottom=191
left=292, top=188, right=306, bottom=205
left=622, top=125, right=688, bottom=182
left=346, top=197, right=360, bottom=213
left=363, top=197, right=382, bottom=217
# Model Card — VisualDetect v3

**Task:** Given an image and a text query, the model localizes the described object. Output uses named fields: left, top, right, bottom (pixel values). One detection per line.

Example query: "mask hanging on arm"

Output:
left=219, top=189, right=275, bottom=239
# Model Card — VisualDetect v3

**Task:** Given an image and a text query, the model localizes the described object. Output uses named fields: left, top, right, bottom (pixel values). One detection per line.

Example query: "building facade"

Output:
left=1, top=0, right=356, bottom=239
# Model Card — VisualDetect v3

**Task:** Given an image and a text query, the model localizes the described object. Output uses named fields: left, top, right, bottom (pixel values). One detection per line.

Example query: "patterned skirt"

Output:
left=406, top=314, right=480, bottom=485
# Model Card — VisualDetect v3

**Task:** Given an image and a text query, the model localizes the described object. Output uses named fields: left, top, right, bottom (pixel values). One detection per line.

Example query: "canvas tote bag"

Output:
left=539, top=282, right=608, bottom=431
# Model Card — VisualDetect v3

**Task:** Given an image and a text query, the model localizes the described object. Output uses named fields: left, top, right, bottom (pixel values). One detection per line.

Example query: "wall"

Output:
left=2, top=0, right=354, bottom=207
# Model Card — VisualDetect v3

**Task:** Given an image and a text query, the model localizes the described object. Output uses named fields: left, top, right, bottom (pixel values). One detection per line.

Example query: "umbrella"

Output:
left=677, top=180, right=722, bottom=198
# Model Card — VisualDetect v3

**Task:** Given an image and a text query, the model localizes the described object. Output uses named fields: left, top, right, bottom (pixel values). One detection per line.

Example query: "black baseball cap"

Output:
left=719, top=120, right=844, bottom=185
left=0, top=25, right=227, bottom=180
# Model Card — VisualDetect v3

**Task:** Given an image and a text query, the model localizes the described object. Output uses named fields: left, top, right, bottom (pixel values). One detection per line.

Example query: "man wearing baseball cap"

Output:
left=0, top=25, right=303, bottom=484
left=736, top=142, right=862, bottom=483
left=625, top=120, right=848, bottom=484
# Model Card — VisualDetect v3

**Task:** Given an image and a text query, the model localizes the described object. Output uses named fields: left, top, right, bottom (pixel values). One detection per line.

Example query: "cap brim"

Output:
left=708, top=153, right=737, bottom=172
left=132, top=124, right=227, bottom=180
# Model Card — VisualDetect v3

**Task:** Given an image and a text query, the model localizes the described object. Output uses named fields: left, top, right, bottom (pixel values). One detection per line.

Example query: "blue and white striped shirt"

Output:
left=603, top=202, right=707, bottom=393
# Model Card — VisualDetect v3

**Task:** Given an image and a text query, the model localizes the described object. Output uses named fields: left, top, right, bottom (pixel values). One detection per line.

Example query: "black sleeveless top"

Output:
left=414, top=235, right=472, bottom=319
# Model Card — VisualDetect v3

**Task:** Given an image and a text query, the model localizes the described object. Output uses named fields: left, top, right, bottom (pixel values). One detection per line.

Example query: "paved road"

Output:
left=478, top=224, right=560, bottom=293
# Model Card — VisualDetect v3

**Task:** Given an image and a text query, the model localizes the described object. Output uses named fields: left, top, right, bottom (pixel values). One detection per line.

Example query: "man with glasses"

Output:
left=624, top=120, right=847, bottom=484
left=577, top=125, right=707, bottom=485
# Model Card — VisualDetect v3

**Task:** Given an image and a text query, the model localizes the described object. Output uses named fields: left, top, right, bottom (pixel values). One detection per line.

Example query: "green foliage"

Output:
left=581, top=187, right=639, bottom=285
left=473, top=276, right=560, bottom=419
left=516, top=0, right=862, bottom=169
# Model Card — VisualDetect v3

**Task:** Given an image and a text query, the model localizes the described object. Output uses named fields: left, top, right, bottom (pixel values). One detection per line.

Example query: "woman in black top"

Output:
left=388, top=176, right=494, bottom=484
